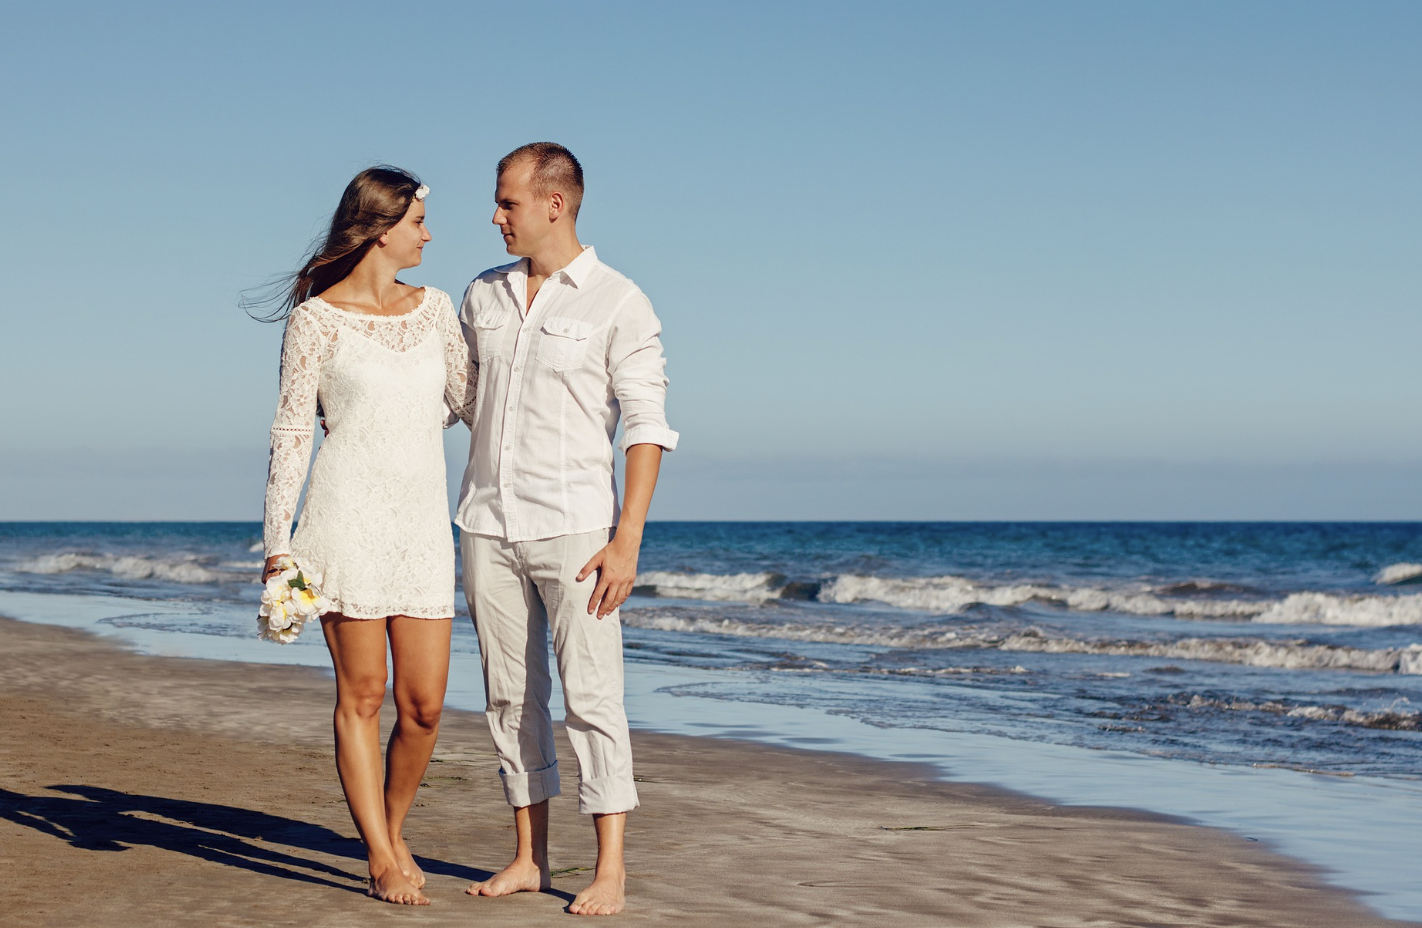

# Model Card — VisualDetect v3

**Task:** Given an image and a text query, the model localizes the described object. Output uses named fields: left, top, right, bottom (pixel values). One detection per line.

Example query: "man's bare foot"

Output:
left=466, top=857, right=551, bottom=897
left=568, top=869, right=625, bottom=916
left=369, top=864, right=429, bottom=905
left=392, top=835, right=426, bottom=889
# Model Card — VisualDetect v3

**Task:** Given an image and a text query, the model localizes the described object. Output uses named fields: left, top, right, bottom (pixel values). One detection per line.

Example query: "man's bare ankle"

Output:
left=467, top=855, right=552, bottom=896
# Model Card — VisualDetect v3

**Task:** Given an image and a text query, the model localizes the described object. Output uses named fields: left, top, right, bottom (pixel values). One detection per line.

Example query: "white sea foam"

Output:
left=16, top=552, right=227, bottom=585
left=247, top=541, right=265, bottom=553
left=818, top=574, right=1266, bottom=619
left=621, top=611, right=1422, bottom=674
left=1253, top=592, right=1422, bottom=628
left=1059, top=588, right=1265, bottom=619
left=623, top=611, right=964, bottom=647
left=1375, top=563, right=1422, bottom=585
left=999, top=631, right=1422, bottom=674
left=1182, top=695, right=1421, bottom=730
left=636, top=571, right=784, bottom=603
left=818, top=574, right=1053, bottom=612
left=638, top=569, right=1422, bottom=628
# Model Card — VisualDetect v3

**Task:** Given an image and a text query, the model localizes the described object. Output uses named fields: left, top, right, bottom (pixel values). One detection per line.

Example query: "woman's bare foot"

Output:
left=568, top=868, right=625, bottom=916
left=392, top=835, right=426, bottom=889
left=466, top=857, right=550, bottom=897
left=369, top=863, right=429, bottom=905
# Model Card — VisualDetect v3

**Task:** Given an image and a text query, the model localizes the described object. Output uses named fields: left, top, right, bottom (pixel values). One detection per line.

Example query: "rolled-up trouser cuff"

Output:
left=500, top=760, right=561, bottom=808
left=578, top=774, right=640, bottom=815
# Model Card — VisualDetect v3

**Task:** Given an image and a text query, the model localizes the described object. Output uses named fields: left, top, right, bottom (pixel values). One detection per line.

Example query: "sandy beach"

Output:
left=0, top=615, right=1413, bottom=928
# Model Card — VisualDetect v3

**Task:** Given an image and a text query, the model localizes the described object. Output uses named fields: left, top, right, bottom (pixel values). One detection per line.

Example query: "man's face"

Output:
left=491, top=158, right=548, bottom=257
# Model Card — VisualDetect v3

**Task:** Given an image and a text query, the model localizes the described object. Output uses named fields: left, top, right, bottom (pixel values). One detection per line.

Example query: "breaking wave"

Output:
left=621, top=611, right=1422, bottom=674
left=817, top=574, right=1270, bottom=618
left=15, top=552, right=229, bottom=585
left=1253, top=592, right=1422, bottom=628
left=1376, top=563, right=1422, bottom=585
left=635, top=571, right=1422, bottom=627
left=1173, top=695, right=1421, bottom=731
left=818, top=574, right=1051, bottom=612
left=635, top=570, right=783, bottom=603
left=997, top=630, right=1422, bottom=674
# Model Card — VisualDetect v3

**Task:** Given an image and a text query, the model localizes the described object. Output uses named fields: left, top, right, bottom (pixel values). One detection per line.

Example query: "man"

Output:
left=455, top=142, right=678, bottom=916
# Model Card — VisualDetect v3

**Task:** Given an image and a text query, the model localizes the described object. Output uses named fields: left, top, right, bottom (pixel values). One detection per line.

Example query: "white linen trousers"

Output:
left=462, top=528, right=638, bottom=815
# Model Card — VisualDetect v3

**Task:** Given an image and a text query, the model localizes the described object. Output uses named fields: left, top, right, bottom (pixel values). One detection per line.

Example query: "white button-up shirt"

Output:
left=454, top=246, right=679, bottom=542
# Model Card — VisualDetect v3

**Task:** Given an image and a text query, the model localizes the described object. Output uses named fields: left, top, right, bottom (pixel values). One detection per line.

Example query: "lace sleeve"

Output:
left=263, top=307, right=326, bottom=557
left=442, top=294, right=478, bottom=428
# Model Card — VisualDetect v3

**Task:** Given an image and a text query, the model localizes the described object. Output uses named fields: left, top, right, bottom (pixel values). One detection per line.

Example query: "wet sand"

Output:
left=0, top=615, right=1414, bottom=927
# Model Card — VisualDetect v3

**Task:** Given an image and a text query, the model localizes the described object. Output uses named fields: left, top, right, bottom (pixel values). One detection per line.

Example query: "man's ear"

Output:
left=549, top=191, right=565, bottom=222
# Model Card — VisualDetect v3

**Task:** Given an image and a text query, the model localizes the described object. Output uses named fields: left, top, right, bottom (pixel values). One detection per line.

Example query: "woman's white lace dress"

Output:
left=262, top=287, right=476, bottom=619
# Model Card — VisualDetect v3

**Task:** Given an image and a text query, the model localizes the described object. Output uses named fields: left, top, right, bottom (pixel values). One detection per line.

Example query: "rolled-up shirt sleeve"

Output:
left=608, top=291, right=679, bottom=453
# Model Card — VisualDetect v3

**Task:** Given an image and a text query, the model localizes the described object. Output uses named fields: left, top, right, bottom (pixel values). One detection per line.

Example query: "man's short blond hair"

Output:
left=498, top=142, right=584, bottom=219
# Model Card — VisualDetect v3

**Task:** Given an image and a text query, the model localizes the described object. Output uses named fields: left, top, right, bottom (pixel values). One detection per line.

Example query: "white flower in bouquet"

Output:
left=264, top=612, right=301, bottom=644
left=291, top=585, right=329, bottom=617
left=257, top=555, right=331, bottom=644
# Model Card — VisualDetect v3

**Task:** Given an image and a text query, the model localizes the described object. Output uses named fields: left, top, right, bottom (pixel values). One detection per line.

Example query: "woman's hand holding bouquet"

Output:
left=258, top=555, right=331, bottom=643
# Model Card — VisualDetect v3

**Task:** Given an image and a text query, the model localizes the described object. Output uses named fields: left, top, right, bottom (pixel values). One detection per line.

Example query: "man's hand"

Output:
left=577, top=532, right=641, bottom=619
left=578, top=444, right=661, bottom=619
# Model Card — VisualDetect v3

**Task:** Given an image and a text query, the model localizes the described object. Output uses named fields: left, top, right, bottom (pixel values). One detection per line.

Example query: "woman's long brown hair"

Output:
left=245, top=166, right=422, bottom=322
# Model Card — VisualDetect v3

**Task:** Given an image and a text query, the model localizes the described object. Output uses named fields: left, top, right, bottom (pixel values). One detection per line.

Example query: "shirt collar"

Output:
left=493, top=258, right=527, bottom=281
left=556, top=245, right=598, bottom=288
left=495, top=246, right=597, bottom=287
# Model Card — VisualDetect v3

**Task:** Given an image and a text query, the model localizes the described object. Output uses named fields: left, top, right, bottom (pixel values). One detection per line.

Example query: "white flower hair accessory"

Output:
left=413, top=184, right=430, bottom=201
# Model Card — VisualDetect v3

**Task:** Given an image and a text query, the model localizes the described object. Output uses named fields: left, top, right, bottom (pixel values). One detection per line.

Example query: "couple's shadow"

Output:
left=0, top=784, right=574, bottom=903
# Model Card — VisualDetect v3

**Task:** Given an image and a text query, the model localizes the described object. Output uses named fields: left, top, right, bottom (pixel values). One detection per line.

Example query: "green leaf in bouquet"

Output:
left=288, top=574, right=308, bottom=591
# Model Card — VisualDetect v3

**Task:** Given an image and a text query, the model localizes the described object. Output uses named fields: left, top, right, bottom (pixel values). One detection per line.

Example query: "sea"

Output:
left=3, top=521, right=1421, bottom=918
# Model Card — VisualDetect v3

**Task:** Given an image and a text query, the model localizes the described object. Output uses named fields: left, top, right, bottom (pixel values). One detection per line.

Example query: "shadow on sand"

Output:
left=0, top=783, right=543, bottom=898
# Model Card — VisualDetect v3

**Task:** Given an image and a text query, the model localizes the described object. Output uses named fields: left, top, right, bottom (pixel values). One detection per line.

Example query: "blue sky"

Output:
left=1, top=1, right=1418, bottom=520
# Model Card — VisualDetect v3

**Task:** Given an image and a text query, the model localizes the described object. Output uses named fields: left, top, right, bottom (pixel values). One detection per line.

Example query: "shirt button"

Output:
left=512, top=365, right=521, bottom=372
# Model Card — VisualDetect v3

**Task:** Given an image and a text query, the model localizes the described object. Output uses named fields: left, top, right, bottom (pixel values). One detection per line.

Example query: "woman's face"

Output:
left=382, top=198, right=431, bottom=267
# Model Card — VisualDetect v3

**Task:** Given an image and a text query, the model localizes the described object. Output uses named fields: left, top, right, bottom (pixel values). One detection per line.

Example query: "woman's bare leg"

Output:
left=321, top=614, right=428, bottom=905
left=384, top=616, right=452, bottom=889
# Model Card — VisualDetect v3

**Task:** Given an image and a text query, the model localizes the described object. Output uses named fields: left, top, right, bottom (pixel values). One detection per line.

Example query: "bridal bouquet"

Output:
left=258, top=555, right=331, bottom=643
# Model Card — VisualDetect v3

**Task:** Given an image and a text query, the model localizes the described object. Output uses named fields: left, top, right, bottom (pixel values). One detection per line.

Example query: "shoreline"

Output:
left=2, top=614, right=1417, bottom=927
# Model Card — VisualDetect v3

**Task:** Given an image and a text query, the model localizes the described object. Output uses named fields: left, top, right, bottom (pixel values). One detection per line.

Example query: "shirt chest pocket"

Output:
left=471, top=309, right=510, bottom=361
left=535, top=317, right=594, bottom=372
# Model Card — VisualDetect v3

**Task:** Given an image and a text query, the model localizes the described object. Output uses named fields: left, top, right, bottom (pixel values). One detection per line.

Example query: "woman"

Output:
left=258, top=166, right=476, bottom=905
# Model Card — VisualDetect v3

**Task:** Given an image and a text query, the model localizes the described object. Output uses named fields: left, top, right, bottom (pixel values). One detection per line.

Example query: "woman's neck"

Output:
left=325, top=257, right=408, bottom=312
